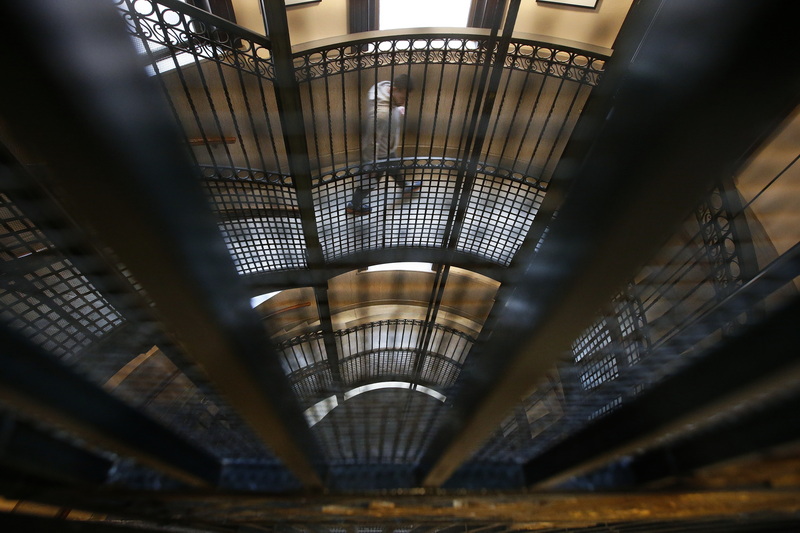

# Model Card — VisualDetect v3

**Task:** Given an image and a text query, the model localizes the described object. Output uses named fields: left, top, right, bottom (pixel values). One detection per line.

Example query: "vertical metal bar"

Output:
left=180, top=10, right=237, bottom=170
left=304, top=69, right=325, bottom=177
left=522, top=69, right=568, bottom=179
left=538, top=81, right=587, bottom=178
left=121, top=0, right=200, bottom=168
left=483, top=57, right=514, bottom=165
left=168, top=57, right=221, bottom=172
left=251, top=48, right=287, bottom=176
left=0, top=325, right=219, bottom=487
left=496, top=58, right=531, bottom=166
left=442, top=0, right=521, bottom=251
left=230, top=48, right=270, bottom=172
left=419, top=0, right=800, bottom=487
left=324, top=72, right=336, bottom=174
left=212, top=58, right=252, bottom=170
left=524, top=294, right=800, bottom=487
left=260, top=2, right=343, bottom=478
left=1, top=0, right=324, bottom=489
left=511, top=59, right=549, bottom=173
left=315, top=286, right=345, bottom=391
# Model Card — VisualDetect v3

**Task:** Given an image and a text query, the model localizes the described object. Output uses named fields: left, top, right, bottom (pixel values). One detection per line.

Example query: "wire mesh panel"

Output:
left=277, top=331, right=335, bottom=406
left=457, top=170, right=546, bottom=265
left=465, top=156, right=800, bottom=469
left=336, top=319, right=474, bottom=389
left=316, top=164, right=459, bottom=261
left=572, top=318, right=617, bottom=391
left=0, top=193, right=123, bottom=358
left=205, top=177, right=308, bottom=272
left=0, top=183, right=288, bottom=479
left=312, top=388, right=448, bottom=465
left=295, top=34, right=607, bottom=265
left=118, top=0, right=309, bottom=274
left=105, top=346, right=279, bottom=460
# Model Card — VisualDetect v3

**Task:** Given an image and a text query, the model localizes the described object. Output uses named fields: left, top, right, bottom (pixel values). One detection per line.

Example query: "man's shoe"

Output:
left=345, top=201, right=372, bottom=216
left=402, top=180, right=423, bottom=194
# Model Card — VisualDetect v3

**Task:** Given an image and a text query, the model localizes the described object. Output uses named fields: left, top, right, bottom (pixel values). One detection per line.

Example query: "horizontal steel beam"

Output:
left=243, top=248, right=503, bottom=293
left=0, top=415, right=112, bottom=485
left=0, top=0, right=322, bottom=487
left=419, top=0, right=800, bottom=487
left=0, top=512, right=234, bottom=533
left=5, top=488, right=800, bottom=528
left=525, top=293, right=800, bottom=487
left=0, top=325, right=218, bottom=487
left=570, top=386, right=800, bottom=490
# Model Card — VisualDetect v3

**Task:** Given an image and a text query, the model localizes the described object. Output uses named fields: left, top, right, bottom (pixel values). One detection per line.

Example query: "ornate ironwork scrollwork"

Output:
left=315, top=158, right=548, bottom=191
left=504, top=42, right=605, bottom=86
left=294, top=35, right=606, bottom=85
left=116, top=0, right=274, bottom=79
left=200, top=165, right=292, bottom=186
left=695, top=183, right=744, bottom=297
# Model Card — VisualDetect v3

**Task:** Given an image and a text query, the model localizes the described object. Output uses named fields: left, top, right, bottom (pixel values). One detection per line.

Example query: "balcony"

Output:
left=1, top=0, right=800, bottom=531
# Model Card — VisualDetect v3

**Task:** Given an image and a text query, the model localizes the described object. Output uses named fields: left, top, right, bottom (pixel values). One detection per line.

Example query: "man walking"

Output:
left=346, top=73, right=422, bottom=215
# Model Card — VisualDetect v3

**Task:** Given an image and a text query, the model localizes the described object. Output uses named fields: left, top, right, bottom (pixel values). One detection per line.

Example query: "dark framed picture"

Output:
left=286, top=0, right=320, bottom=6
left=537, top=0, right=599, bottom=8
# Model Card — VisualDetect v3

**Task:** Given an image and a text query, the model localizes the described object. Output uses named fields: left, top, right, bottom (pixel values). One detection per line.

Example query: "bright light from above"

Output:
left=344, top=381, right=446, bottom=402
left=146, top=50, right=208, bottom=76
left=303, top=382, right=446, bottom=427
left=366, top=262, right=433, bottom=273
left=379, top=0, right=470, bottom=30
left=304, top=395, right=338, bottom=427
left=250, top=291, right=282, bottom=308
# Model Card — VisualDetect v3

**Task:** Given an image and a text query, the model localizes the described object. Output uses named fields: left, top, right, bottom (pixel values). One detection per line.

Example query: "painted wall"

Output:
left=514, top=0, right=634, bottom=49
left=231, top=0, right=349, bottom=46
left=230, top=0, right=631, bottom=50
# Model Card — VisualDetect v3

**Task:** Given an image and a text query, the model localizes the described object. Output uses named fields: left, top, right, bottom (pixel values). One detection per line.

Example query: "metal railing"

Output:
left=117, top=0, right=610, bottom=271
left=115, top=0, right=797, bottom=478
left=1, top=0, right=796, bottom=497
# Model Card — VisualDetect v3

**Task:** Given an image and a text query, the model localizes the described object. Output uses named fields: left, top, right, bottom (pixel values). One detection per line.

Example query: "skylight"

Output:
left=304, top=382, right=446, bottom=427
left=304, top=395, right=339, bottom=427
left=366, top=262, right=433, bottom=272
left=379, top=0, right=470, bottom=30
left=344, top=381, right=446, bottom=402
left=250, top=291, right=282, bottom=308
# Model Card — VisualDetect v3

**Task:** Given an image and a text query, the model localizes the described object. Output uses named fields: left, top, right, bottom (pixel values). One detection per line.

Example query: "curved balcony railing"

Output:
left=0, top=0, right=773, bottom=490
left=279, top=319, right=474, bottom=404
left=2, top=0, right=796, bottom=499
left=469, top=180, right=759, bottom=465
left=117, top=0, right=610, bottom=272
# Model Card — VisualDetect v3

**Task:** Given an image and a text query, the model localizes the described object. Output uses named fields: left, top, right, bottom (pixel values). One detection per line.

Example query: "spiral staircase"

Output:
left=1, top=0, right=800, bottom=531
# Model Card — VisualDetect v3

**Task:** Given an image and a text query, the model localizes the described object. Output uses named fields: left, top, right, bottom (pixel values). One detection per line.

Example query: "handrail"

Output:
left=117, top=0, right=273, bottom=78
left=293, top=28, right=612, bottom=61
left=199, top=158, right=549, bottom=190
left=292, top=30, right=608, bottom=86
left=199, top=164, right=292, bottom=184
left=120, top=0, right=272, bottom=50
left=316, top=157, right=550, bottom=190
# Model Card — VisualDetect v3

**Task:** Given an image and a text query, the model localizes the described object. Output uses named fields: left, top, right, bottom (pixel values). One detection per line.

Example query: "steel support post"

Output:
left=0, top=415, right=112, bottom=485
left=419, top=0, right=800, bottom=487
left=525, top=293, right=800, bottom=487
left=0, top=0, right=322, bottom=488
left=0, top=326, right=219, bottom=487
left=260, top=0, right=345, bottom=406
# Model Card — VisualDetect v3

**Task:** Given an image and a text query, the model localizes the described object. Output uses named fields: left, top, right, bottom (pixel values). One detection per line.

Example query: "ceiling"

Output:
left=1, top=0, right=800, bottom=531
